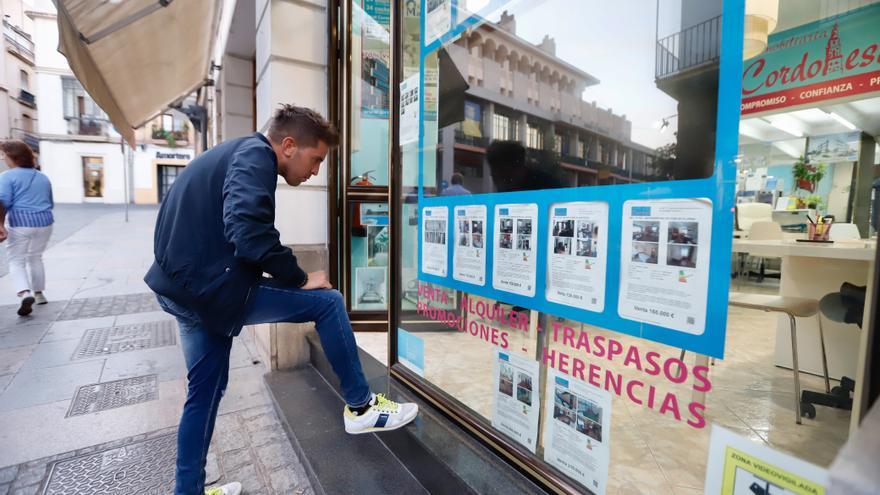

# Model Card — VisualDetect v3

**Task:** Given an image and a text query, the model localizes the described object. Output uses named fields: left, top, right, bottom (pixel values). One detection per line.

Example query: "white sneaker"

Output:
left=205, top=481, right=242, bottom=495
left=344, top=393, right=419, bottom=434
left=34, top=293, right=47, bottom=305
left=17, top=292, right=34, bottom=316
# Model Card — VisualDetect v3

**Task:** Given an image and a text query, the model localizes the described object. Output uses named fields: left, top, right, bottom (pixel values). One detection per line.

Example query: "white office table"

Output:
left=731, top=239, right=876, bottom=379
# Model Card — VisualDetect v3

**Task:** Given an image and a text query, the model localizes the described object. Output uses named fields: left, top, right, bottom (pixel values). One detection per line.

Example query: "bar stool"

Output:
left=727, top=292, right=830, bottom=424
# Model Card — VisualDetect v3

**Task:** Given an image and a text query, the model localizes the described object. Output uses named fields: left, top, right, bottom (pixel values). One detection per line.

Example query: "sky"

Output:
left=485, top=0, right=684, bottom=150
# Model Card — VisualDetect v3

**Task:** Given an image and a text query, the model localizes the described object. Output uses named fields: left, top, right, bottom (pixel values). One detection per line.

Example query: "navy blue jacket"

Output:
left=144, top=133, right=308, bottom=336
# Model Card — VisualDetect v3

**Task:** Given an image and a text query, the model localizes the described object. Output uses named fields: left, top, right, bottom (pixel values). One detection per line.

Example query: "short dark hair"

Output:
left=1, top=140, right=36, bottom=168
left=267, top=104, right=339, bottom=148
left=451, top=172, right=464, bottom=185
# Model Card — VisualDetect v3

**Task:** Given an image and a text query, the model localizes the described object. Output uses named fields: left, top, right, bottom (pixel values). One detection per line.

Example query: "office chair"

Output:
left=800, top=282, right=866, bottom=419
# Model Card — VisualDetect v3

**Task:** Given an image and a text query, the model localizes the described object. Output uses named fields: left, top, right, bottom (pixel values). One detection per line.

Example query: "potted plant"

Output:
left=791, top=156, right=827, bottom=193
left=802, top=193, right=826, bottom=211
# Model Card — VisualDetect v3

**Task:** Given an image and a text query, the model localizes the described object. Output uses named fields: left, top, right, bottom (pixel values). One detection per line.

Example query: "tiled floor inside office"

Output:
left=0, top=207, right=311, bottom=495
left=357, top=277, right=853, bottom=495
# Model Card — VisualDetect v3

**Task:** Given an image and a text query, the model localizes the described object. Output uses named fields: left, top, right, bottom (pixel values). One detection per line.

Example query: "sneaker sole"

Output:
left=344, top=406, right=419, bottom=435
left=17, top=296, right=35, bottom=316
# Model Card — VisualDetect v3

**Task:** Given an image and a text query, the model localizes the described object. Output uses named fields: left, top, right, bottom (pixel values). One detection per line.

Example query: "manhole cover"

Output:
left=67, top=375, right=159, bottom=418
left=42, top=434, right=176, bottom=495
left=72, top=321, right=177, bottom=360
left=59, top=293, right=161, bottom=321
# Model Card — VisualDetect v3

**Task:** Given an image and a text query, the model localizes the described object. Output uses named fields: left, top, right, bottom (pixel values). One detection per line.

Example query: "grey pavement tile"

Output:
left=0, top=325, right=47, bottom=349
left=254, top=440, right=297, bottom=471
left=230, top=339, right=258, bottom=369
left=0, top=361, right=104, bottom=412
left=57, top=293, right=160, bottom=321
left=42, top=317, right=116, bottom=342
left=113, top=311, right=173, bottom=326
left=0, top=304, right=64, bottom=328
left=217, top=366, right=272, bottom=416
left=20, top=339, right=103, bottom=370
left=99, top=346, right=187, bottom=383
left=0, top=345, right=34, bottom=375
left=0, top=375, right=12, bottom=395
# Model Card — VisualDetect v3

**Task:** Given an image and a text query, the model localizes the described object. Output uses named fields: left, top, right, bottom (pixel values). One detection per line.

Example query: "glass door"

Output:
left=389, top=0, right=880, bottom=493
left=339, top=0, right=394, bottom=331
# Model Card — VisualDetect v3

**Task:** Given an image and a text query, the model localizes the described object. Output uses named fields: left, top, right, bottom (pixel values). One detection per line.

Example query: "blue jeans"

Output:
left=157, top=278, right=372, bottom=495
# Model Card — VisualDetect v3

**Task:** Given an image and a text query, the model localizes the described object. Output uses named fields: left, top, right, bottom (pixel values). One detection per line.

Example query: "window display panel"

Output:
left=350, top=202, right=389, bottom=311
left=351, top=0, right=392, bottom=186
left=394, top=0, right=877, bottom=493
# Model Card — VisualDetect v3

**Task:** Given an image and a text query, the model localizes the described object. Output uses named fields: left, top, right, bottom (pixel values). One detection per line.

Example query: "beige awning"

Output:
left=55, top=0, right=222, bottom=146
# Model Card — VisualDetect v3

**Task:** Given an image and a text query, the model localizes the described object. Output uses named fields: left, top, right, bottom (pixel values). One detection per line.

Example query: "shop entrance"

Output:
left=157, top=164, right=184, bottom=203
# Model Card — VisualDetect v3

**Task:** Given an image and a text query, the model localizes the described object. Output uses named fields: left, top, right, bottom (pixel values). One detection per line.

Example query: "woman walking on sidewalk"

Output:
left=0, top=140, right=54, bottom=316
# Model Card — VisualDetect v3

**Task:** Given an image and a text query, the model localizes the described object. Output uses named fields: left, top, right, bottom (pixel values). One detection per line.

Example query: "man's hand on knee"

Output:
left=301, top=270, right=332, bottom=290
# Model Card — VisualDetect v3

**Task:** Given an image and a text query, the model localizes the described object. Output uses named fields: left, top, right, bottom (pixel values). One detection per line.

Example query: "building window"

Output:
left=554, top=134, right=563, bottom=153
left=493, top=114, right=510, bottom=140
left=63, top=77, right=108, bottom=136
left=19, top=70, right=28, bottom=91
left=526, top=125, right=543, bottom=149
left=21, top=114, right=32, bottom=133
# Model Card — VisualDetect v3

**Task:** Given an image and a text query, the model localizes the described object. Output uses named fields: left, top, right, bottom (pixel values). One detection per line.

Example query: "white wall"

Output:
left=221, top=54, right=255, bottom=140
left=256, top=0, right=329, bottom=246
left=827, top=162, right=854, bottom=221
left=32, top=10, right=67, bottom=71
left=41, top=141, right=126, bottom=203
left=35, top=73, right=66, bottom=135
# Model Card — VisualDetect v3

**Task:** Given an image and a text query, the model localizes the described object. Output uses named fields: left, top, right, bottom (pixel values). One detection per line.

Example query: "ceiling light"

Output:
left=827, top=111, right=857, bottom=131
left=743, top=0, right=779, bottom=60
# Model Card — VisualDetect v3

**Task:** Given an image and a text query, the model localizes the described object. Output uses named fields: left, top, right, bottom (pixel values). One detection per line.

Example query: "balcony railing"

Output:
left=67, top=117, right=109, bottom=137
left=18, top=89, right=36, bottom=108
left=656, top=15, right=721, bottom=79
left=10, top=128, right=39, bottom=151
left=3, top=20, right=35, bottom=64
left=152, top=128, right=189, bottom=143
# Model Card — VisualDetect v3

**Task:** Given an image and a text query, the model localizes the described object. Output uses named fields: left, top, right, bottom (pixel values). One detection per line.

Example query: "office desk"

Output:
left=731, top=239, right=876, bottom=379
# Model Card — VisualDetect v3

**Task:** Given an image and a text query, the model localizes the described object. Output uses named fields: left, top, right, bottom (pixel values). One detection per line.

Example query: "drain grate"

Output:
left=58, top=293, right=161, bottom=321
left=72, top=321, right=177, bottom=360
left=42, top=433, right=176, bottom=494
left=66, top=375, right=159, bottom=418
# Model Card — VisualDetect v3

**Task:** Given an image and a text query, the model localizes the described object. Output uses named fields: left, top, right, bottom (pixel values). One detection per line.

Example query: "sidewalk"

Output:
left=0, top=205, right=312, bottom=494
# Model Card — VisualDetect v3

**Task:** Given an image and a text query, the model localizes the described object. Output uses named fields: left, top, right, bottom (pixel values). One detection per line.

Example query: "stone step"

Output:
left=263, top=332, right=546, bottom=495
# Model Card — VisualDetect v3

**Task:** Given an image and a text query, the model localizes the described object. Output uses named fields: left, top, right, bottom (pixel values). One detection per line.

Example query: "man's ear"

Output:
left=283, top=136, right=298, bottom=155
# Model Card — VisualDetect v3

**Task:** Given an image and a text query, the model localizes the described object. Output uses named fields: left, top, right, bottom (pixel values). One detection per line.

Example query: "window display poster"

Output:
left=704, top=425, right=828, bottom=495
left=618, top=198, right=713, bottom=335
left=543, top=369, right=612, bottom=494
left=400, top=73, right=420, bottom=146
left=546, top=202, right=609, bottom=312
left=354, top=267, right=387, bottom=310
left=397, top=328, right=425, bottom=377
left=492, top=203, right=538, bottom=297
left=453, top=205, right=487, bottom=285
left=421, top=206, right=448, bottom=277
left=491, top=349, right=540, bottom=453
left=424, top=0, right=452, bottom=45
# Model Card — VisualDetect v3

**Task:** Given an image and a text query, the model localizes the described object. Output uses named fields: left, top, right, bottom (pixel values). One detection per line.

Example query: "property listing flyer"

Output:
left=421, top=206, right=448, bottom=277
left=424, top=0, right=451, bottom=45
left=491, top=349, right=540, bottom=453
left=543, top=369, right=612, bottom=495
left=617, top=198, right=713, bottom=335
left=704, top=425, right=828, bottom=494
left=492, top=203, right=538, bottom=297
left=546, top=202, right=609, bottom=312
left=399, top=74, right=420, bottom=146
left=453, top=205, right=487, bottom=285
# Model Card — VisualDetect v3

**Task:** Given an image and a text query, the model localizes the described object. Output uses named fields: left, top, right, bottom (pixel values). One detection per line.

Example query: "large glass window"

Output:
left=391, top=0, right=879, bottom=493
